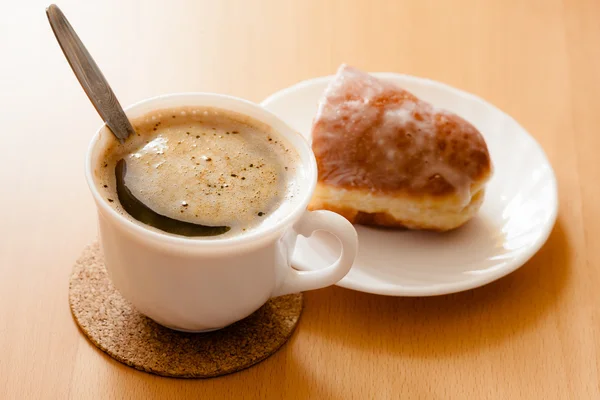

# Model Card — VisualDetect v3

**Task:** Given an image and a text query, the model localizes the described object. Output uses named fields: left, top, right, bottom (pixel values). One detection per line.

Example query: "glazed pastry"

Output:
left=308, top=64, right=493, bottom=231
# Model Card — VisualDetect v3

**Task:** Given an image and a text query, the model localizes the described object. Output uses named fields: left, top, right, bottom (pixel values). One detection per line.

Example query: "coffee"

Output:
left=97, top=106, right=299, bottom=237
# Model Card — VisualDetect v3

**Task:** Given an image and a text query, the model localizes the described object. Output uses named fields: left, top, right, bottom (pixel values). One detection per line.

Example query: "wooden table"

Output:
left=1, top=0, right=596, bottom=398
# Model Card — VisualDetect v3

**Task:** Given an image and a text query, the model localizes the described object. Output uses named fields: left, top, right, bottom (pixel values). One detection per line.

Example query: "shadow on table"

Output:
left=96, top=332, right=344, bottom=399
left=302, top=216, right=571, bottom=357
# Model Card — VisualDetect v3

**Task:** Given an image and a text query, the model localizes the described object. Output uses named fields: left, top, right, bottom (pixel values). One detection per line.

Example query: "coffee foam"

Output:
left=96, top=106, right=300, bottom=238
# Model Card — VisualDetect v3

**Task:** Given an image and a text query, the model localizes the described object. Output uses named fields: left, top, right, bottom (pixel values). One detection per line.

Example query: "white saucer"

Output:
left=262, top=72, right=558, bottom=296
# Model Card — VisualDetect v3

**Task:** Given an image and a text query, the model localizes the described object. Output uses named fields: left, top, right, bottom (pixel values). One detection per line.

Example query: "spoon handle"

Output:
left=46, top=4, right=134, bottom=142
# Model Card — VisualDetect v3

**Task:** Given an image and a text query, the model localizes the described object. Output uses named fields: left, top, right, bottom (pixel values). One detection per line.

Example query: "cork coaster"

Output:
left=69, top=242, right=303, bottom=378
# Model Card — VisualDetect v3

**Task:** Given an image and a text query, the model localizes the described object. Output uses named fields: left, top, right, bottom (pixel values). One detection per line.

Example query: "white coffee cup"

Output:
left=84, top=93, right=358, bottom=332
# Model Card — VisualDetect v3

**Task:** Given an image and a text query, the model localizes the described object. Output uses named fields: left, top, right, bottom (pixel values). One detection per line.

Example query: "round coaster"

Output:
left=69, top=242, right=303, bottom=378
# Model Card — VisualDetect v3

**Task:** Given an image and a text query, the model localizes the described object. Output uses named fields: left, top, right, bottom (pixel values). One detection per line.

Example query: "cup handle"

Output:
left=272, top=210, right=358, bottom=297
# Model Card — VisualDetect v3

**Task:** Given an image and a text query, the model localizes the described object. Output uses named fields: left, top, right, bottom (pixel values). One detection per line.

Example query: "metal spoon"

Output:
left=115, top=160, right=230, bottom=237
left=46, top=5, right=230, bottom=237
left=46, top=4, right=134, bottom=143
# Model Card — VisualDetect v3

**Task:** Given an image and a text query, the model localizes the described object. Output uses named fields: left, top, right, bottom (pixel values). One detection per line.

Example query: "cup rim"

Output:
left=84, top=92, right=317, bottom=248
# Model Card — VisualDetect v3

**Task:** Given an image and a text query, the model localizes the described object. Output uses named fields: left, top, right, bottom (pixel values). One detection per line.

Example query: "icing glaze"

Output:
left=311, top=65, right=492, bottom=207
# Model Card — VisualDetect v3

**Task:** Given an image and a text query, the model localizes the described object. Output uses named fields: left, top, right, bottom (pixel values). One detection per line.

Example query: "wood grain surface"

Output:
left=0, top=0, right=595, bottom=398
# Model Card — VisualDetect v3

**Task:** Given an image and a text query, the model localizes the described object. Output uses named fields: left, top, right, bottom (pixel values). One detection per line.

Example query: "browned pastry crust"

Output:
left=309, top=65, right=492, bottom=231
